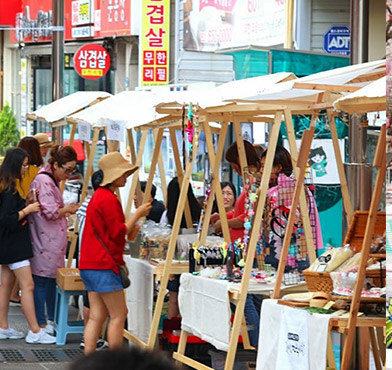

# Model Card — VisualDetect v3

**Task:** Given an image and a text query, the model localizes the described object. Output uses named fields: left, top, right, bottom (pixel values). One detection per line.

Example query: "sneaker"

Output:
left=80, top=338, right=109, bottom=350
left=25, top=329, right=56, bottom=344
left=96, top=338, right=109, bottom=351
left=43, top=321, right=55, bottom=336
left=0, top=327, right=25, bottom=339
left=9, top=300, right=21, bottom=307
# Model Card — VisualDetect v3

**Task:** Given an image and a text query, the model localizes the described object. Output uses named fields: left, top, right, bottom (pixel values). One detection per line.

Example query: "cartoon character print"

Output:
left=308, top=146, right=327, bottom=177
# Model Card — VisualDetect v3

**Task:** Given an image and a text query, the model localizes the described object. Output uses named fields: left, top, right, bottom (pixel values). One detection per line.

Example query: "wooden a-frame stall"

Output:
left=133, top=102, right=322, bottom=367
left=119, top=73, right=323, bottom=349
left=166, top=61, right=385, bottom=370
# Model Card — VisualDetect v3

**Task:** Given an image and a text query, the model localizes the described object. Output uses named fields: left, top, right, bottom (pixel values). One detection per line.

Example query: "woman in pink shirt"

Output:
left=29, top=146, right=79, bottom=335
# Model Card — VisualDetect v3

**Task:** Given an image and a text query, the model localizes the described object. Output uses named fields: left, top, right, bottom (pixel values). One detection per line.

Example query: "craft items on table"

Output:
left=189, top=240, right=247, bottom=275
left=307, top=244, right=353, bottom=273
left=303, top=238, right=386, bottom=311
left=139, top=221, right=172, bottom=260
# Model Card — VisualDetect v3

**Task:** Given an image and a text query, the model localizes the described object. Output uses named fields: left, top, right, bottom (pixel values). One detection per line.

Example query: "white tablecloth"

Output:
left=179, top=273, right=231, bottom=351
left=124, top=256, right=154, bottom=343
left=256, top=300, right=330, bottom=370
left=178, top=274, right=309, bottom=353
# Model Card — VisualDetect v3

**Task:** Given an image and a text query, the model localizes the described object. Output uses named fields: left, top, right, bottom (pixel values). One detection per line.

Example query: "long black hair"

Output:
left=260, top=145, right=293, bottom=177
left=0, top=148, right=28, bottom=192
left=166, top=177, right=201, bottom=228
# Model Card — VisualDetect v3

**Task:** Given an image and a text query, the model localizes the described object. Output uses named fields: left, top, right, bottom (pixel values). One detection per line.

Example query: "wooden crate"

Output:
left=342, top=211, right=386, bottom=253
left=57, top=268, right=85, bottom=291
left=303, top=211, right=386, bottom=293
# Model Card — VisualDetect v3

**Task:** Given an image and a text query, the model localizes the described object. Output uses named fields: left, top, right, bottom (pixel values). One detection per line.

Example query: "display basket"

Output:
left=303, top=211, right=386, bottom=293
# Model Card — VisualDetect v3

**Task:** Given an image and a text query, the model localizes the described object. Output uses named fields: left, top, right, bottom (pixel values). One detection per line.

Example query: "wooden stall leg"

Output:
left=284, top=108, right=316, bottom=263
left=375, top=327, right=385, bottom=364
left=198, top=121, right=230, bottom=244
left=142, top=129, right=164, bottom=206
left=358, top=327, right=370, bottom=370
left=154, top=129, right=167, bottom=205
left=125, top=130, right=147, bottom=216
left=272, top=123, right=316, bottom=299
left=326, top=332, right=337, bottom=370
left=328, top=110, right=353, bottom=225
left=66, top=222, right=79, bottom=268
left=224, top=112, right=283, bottom=370
left=369, top=327, right=383, bottom=370
left=80, top=128, right=100, bottom=203
left=233, top=119, right=248, bottom=175
left=340, top=125, right=386, bottom=370
left=175, top=329, right=189, bottom=359
left=241, top=314, right=253, bottom=350
left=169, top=127, right=193, bottom=228
left=148, top=138, right=200, bottom=349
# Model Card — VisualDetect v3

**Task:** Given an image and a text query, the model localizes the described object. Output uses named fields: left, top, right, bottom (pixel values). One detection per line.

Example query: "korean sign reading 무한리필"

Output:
left=73, top=43, right=111, bottom=79
left=140, top=0, right=170, bottom=86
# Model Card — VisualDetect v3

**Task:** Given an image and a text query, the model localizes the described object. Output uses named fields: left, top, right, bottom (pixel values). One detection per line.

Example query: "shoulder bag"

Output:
left=92, top=226, right=130, bottom=289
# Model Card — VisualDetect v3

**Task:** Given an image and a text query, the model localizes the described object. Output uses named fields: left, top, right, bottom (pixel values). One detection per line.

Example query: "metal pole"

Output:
left=51, top=0, right=64, bottom=144
left=345, top=0, right=371, bottom=216
left=350, top=0, right=369, bottom=64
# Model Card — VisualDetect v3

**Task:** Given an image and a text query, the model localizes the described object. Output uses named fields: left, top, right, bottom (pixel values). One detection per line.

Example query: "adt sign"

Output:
left=323, top=26, right=350, bottom=55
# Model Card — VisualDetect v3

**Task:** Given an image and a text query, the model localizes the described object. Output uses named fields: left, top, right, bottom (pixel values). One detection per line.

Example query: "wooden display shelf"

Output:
left=369, top=253, right=386, bottom=259
left=331, top=295, right=385, bottom=304
left=149, top=259, right=189, bottom=279
left=330, top=316, right=385, bottom=335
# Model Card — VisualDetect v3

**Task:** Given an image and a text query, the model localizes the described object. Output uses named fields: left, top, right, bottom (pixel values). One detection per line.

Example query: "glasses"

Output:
left=222, top=191, right=234, bottom=197
left=22, top=164, right=29, bottom=169
left=61, top=165, right=77, bottom=175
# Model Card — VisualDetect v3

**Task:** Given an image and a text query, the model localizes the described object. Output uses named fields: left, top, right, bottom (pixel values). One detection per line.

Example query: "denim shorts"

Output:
left=80, top=269, right=123, bottom=293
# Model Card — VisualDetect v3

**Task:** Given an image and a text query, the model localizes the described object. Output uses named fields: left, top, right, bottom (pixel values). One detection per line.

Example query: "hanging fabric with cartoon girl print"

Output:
left=308, top=146, right=327, bottom=178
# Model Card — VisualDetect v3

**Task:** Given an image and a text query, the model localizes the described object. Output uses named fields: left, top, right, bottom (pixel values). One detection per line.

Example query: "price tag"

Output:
left=107, top=119, right=125, bottom=142
left=77, top=121, right=91, bottom=141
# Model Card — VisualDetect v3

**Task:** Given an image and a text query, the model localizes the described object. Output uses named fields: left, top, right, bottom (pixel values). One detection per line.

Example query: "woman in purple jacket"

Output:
left=29, top=145, right=79, bottom=335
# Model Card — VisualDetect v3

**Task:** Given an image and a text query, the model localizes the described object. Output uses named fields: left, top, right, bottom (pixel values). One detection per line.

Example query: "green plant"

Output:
left=0, top=103, right=20, bottom=156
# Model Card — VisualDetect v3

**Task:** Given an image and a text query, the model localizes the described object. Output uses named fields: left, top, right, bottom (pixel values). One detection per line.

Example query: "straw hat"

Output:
left=34, top=133, right=53, bottom=148
left=98, top=152, right=138, bottom=186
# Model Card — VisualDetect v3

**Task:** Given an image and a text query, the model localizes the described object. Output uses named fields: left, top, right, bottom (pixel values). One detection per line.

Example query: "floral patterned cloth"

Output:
left=28, top=164, right=67, bottom=278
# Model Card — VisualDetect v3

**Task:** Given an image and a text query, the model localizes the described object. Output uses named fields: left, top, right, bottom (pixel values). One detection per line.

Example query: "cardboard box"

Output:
left=57, top=268, right=85, bottom=291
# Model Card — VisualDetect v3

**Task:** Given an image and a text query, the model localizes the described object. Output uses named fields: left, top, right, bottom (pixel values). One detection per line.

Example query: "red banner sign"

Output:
left=73, top=44, right=110, bottom=79
left=11, top=0, right=132, bottom=43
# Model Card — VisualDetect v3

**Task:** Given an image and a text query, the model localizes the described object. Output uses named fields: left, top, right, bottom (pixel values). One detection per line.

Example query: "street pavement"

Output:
left=0, top=300, right=84, bottom=369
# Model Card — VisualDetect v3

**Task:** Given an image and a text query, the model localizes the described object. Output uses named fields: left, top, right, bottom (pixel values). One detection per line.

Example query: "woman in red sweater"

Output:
left=79, top=152, right=151, bottom=354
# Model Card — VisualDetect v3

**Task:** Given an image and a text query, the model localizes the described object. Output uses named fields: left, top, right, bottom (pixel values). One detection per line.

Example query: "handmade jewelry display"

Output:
left=184, top=103, right=199, bottom=162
